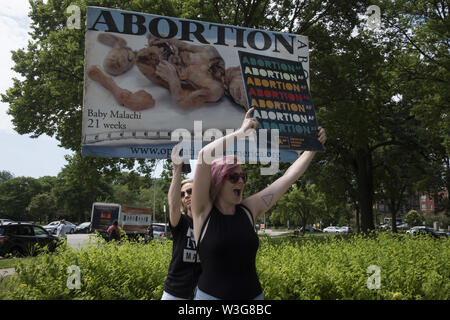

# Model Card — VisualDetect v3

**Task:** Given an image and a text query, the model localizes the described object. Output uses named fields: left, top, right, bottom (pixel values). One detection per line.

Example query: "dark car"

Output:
left=0, top=223, right=60, bottom=257
left=407, top=226, right=449, bottom=238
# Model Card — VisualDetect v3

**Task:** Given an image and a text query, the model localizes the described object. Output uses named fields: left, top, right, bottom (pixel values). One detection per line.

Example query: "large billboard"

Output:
left=81, top=7, right=322, bottom=162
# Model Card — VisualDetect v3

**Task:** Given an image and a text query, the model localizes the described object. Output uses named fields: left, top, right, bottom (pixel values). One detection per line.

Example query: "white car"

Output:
left=43, top=221, right=76, bottom=234
left=323, top=226, right=341, bottom=233
left=396, top=222, right=408, bottom=229
left=151, top=223, right=169, bottom=240
left=338, top=226, right=351, bottom=233
left=0, top=219, right=15, bottom=225
left=406, top=226, right=426, bottom=234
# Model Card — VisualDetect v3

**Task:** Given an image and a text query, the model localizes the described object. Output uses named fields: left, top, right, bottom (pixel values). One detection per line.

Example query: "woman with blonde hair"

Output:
left=161, top=152, right=201, bottom=300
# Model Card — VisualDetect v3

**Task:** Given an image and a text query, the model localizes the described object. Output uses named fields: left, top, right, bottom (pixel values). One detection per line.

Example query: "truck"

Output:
left=90, top=202, right=152, bottom=240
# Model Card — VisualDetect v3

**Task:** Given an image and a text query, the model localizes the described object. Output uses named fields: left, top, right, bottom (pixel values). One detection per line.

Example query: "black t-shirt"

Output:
left=163, top=214, right=201, bottom=299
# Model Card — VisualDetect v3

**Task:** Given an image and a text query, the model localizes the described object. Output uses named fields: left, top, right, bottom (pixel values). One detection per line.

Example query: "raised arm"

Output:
left=242, top=127, right=327, bottom=220
left=168, top=147, right=184, bottom=227
left=192, top=108, right=258, bottom=219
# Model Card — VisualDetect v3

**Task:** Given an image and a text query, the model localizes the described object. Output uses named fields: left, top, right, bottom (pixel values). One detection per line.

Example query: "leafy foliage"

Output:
left=1, top=233, right=448, bottom=300
left=404, top=210, right=425, bottom=228
left=1, top=0, right=449, bottom=229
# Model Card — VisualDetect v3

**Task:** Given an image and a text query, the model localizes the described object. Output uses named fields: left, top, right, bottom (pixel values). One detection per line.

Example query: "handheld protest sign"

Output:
left=81, top=7, right=321, bottom=163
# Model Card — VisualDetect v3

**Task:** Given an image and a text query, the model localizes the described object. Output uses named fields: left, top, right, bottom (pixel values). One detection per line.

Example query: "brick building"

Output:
left=374, top=190, right=448, bottom=217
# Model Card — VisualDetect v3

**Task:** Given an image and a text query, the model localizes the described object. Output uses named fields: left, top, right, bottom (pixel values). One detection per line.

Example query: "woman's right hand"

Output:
left=171, top=144, right=183, bottom=168
left=238, top=107, right=258, bottom=136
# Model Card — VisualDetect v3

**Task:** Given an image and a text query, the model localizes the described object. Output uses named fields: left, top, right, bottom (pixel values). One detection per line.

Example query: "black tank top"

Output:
left=197, top=204, right=263, bottom=299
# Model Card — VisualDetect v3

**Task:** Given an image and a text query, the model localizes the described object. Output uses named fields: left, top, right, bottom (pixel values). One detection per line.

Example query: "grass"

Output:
left=0, top=257, right=35, bottom=270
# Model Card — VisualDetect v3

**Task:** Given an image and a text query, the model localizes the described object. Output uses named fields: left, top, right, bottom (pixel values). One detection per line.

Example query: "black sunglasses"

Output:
left=181, top=188, right=192, bottom=198
left=224, top=172, right=248, bottom=184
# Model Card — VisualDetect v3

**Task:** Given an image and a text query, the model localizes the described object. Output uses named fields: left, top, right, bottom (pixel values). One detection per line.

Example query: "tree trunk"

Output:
left=391, top=210, right=398, bottom=233
left=355, top=149, right=375, bottom=233
left=355, top=206, right=360, bottom=233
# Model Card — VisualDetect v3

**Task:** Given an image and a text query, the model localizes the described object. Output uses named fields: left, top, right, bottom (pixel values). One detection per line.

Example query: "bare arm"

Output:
left=192, top=108, right=258, bottom=219
left=242, top=127, right=327, bottom=220
left=168, top=163, right=183, bottom=227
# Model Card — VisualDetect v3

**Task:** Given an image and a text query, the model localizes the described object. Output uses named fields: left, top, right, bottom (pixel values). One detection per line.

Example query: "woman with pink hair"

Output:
left=192, top=107, right=327, bottom=300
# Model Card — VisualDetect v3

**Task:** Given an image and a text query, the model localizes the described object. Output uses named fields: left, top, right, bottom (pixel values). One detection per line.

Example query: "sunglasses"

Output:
left=224, top=172, right=248, bottom=184
left=181, top=188, right=192, bottom=198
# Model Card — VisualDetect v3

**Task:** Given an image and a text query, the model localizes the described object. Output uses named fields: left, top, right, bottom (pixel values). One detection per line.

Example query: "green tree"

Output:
left=4, top=0, right=447, bottom=234
left=0, top=177, right=43, bottom=221
left=404, top=210, right=425, bottom=228
left=0, top=171, right=14, bottom=183
left=26, top=193, right=58, bottom=224
left=52, top=152, right=114, bottom=223
left=374, top=142, right=430, bottom=232
left=271, top=183, right=326, bottom=231
left=381, top=0, right=450, bottom=213
left=140, top=179, right=168, bottom=223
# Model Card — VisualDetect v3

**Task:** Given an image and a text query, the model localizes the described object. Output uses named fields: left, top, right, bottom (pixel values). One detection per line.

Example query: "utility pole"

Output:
left=153, top=159, right=159, bottom=224
left=153, top=177, right=156, bottom=223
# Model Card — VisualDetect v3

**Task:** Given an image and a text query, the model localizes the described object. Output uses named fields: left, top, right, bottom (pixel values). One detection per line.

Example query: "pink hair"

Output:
left=209, top=155, right=241, bottom=201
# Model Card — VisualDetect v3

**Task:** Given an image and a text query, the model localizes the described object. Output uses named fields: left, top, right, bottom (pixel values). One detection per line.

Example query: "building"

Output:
left=419, top=190, right=448, bottom=215
left=374, top=189, right=448, bottom=218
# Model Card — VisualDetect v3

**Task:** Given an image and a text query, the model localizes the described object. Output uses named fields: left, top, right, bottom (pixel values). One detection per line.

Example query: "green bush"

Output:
left=404, top=210, right=425, bottom=227
left=0, top=237, right=171, bottom=300
left=258, top=232, right=449, bottom=300
left=1, top=233, right=448, bottom=300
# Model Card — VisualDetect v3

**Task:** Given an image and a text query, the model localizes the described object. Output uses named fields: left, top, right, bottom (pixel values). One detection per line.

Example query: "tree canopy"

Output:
left=1, top=0, right=448, bottom=230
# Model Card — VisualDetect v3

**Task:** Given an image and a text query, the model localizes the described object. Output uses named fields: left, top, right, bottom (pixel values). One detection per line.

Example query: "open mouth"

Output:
left=233, top=188, right=242, bottom=197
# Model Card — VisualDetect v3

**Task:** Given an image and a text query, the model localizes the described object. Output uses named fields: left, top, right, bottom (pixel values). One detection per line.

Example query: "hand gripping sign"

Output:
left=81, top=7, right=324, bottom=164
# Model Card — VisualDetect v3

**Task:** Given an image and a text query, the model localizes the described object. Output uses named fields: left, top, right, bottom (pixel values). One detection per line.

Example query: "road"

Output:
left=66, top=233, right=95, bottom=249
left=258, top=229, right=291, bottom=237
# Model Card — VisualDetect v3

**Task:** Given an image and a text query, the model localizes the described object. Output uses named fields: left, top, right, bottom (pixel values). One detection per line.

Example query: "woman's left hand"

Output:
left=317, top=126, right=327, bottom=144
left=239, top=107, right=259, bottom=136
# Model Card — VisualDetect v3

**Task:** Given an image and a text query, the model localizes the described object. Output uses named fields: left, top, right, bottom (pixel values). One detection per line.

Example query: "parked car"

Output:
left=152, top=223, right=170, bottom=240
left=0, top=219, right=15, bottom=225
left=406, top=226, right=448, bottom=238
left=43, top=221, right=76, bottom=234
left=323, top=226, right=341, bottom=233
left=298, top=226, right=323, bottom=233
left=406, top=226, right=426, bottom=234
left=338, top=226, right=352, bottom=233
left=0, top=222, right=60, bottom=257
left=75, top=222, right=92, bottom=234
left=396, top=222, right=409, bottom=229
left=378, top=223, right=390, bottom=229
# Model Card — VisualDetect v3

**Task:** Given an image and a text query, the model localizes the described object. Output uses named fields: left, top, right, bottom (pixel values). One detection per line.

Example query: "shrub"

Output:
left=1, top=233, right=448, bottom=300
left=0, top=236, right=171, bottom=300
left=404, top=210, right=425, bottom=227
